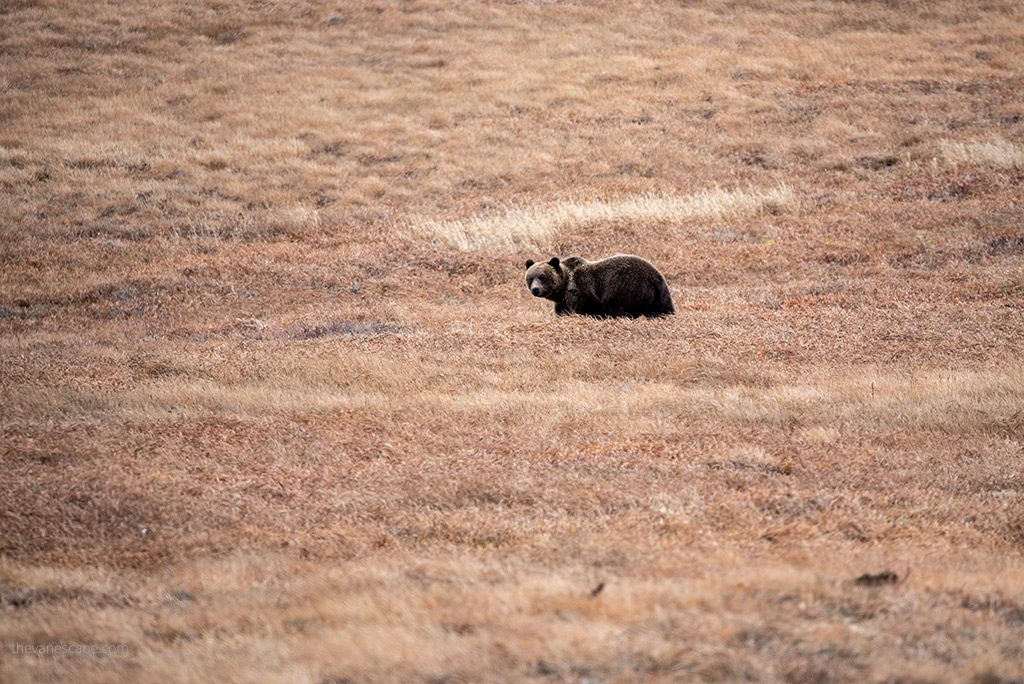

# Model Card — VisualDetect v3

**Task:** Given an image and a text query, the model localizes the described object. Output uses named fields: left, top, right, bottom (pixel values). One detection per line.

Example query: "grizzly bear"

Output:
left=524, top=254, right=674, bottom=318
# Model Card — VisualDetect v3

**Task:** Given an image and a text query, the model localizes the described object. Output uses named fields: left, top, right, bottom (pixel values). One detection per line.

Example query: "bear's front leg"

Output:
left=554, top=302, right=570, bottom=316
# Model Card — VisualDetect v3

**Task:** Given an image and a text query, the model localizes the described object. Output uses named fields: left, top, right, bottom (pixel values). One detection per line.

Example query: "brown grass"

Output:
left=2, top=0, right=1024, bottom=682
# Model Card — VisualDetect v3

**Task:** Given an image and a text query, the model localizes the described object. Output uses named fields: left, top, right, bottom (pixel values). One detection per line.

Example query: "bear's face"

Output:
left=525, top=258, right=565, bottom=300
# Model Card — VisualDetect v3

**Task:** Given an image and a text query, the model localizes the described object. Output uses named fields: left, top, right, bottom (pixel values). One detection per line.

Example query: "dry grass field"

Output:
left=2, top=0, right=1024, bottom=681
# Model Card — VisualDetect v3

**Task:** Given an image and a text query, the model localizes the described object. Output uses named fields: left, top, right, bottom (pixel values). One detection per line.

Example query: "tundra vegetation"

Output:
left=1, top=1, right=1023, bottom=682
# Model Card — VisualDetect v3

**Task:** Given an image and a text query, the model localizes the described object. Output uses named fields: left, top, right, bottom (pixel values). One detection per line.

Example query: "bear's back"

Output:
left=568, top=254, right=673, bottom=318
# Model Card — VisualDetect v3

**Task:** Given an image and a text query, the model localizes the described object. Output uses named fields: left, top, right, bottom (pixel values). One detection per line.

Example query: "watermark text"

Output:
left=10, top=642, right=129, bottom=656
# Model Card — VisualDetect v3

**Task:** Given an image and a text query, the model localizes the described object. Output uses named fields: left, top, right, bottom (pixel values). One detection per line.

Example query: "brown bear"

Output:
left=524, top=254, right=674, bottom=318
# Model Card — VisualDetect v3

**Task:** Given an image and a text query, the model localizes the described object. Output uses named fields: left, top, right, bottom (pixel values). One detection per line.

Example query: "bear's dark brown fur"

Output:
left=524, top=254, right=674, bottom=318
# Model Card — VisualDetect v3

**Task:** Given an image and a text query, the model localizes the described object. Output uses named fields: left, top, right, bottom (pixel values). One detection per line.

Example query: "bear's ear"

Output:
left=525, top=259, right=534, bottom=269
left=549, top=257, right=560, bottom=269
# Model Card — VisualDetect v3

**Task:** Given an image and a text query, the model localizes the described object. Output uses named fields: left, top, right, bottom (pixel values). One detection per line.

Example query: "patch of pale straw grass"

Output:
left=405, top=186, right=797, bottom=250
left=940, top=139, right=1024, bottom=168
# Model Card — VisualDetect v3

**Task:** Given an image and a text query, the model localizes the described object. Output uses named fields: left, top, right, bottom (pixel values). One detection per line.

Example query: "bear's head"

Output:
left=525, top=257, right=566, bottom=300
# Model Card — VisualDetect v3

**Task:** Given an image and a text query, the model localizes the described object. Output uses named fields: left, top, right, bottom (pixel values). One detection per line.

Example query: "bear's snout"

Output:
left=531, top=286, right=541, bottom=296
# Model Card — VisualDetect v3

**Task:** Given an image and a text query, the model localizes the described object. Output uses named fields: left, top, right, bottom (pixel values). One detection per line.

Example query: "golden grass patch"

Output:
left=405, top=187, right=797, bottom=250
left=940, top=139, right=1024, bottom=168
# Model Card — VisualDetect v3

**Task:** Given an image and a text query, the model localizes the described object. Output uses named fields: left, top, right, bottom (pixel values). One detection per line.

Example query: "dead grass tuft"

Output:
left=406, top=187, right=798, bottom=250
left=940, top=139, right=1024, bottom=168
